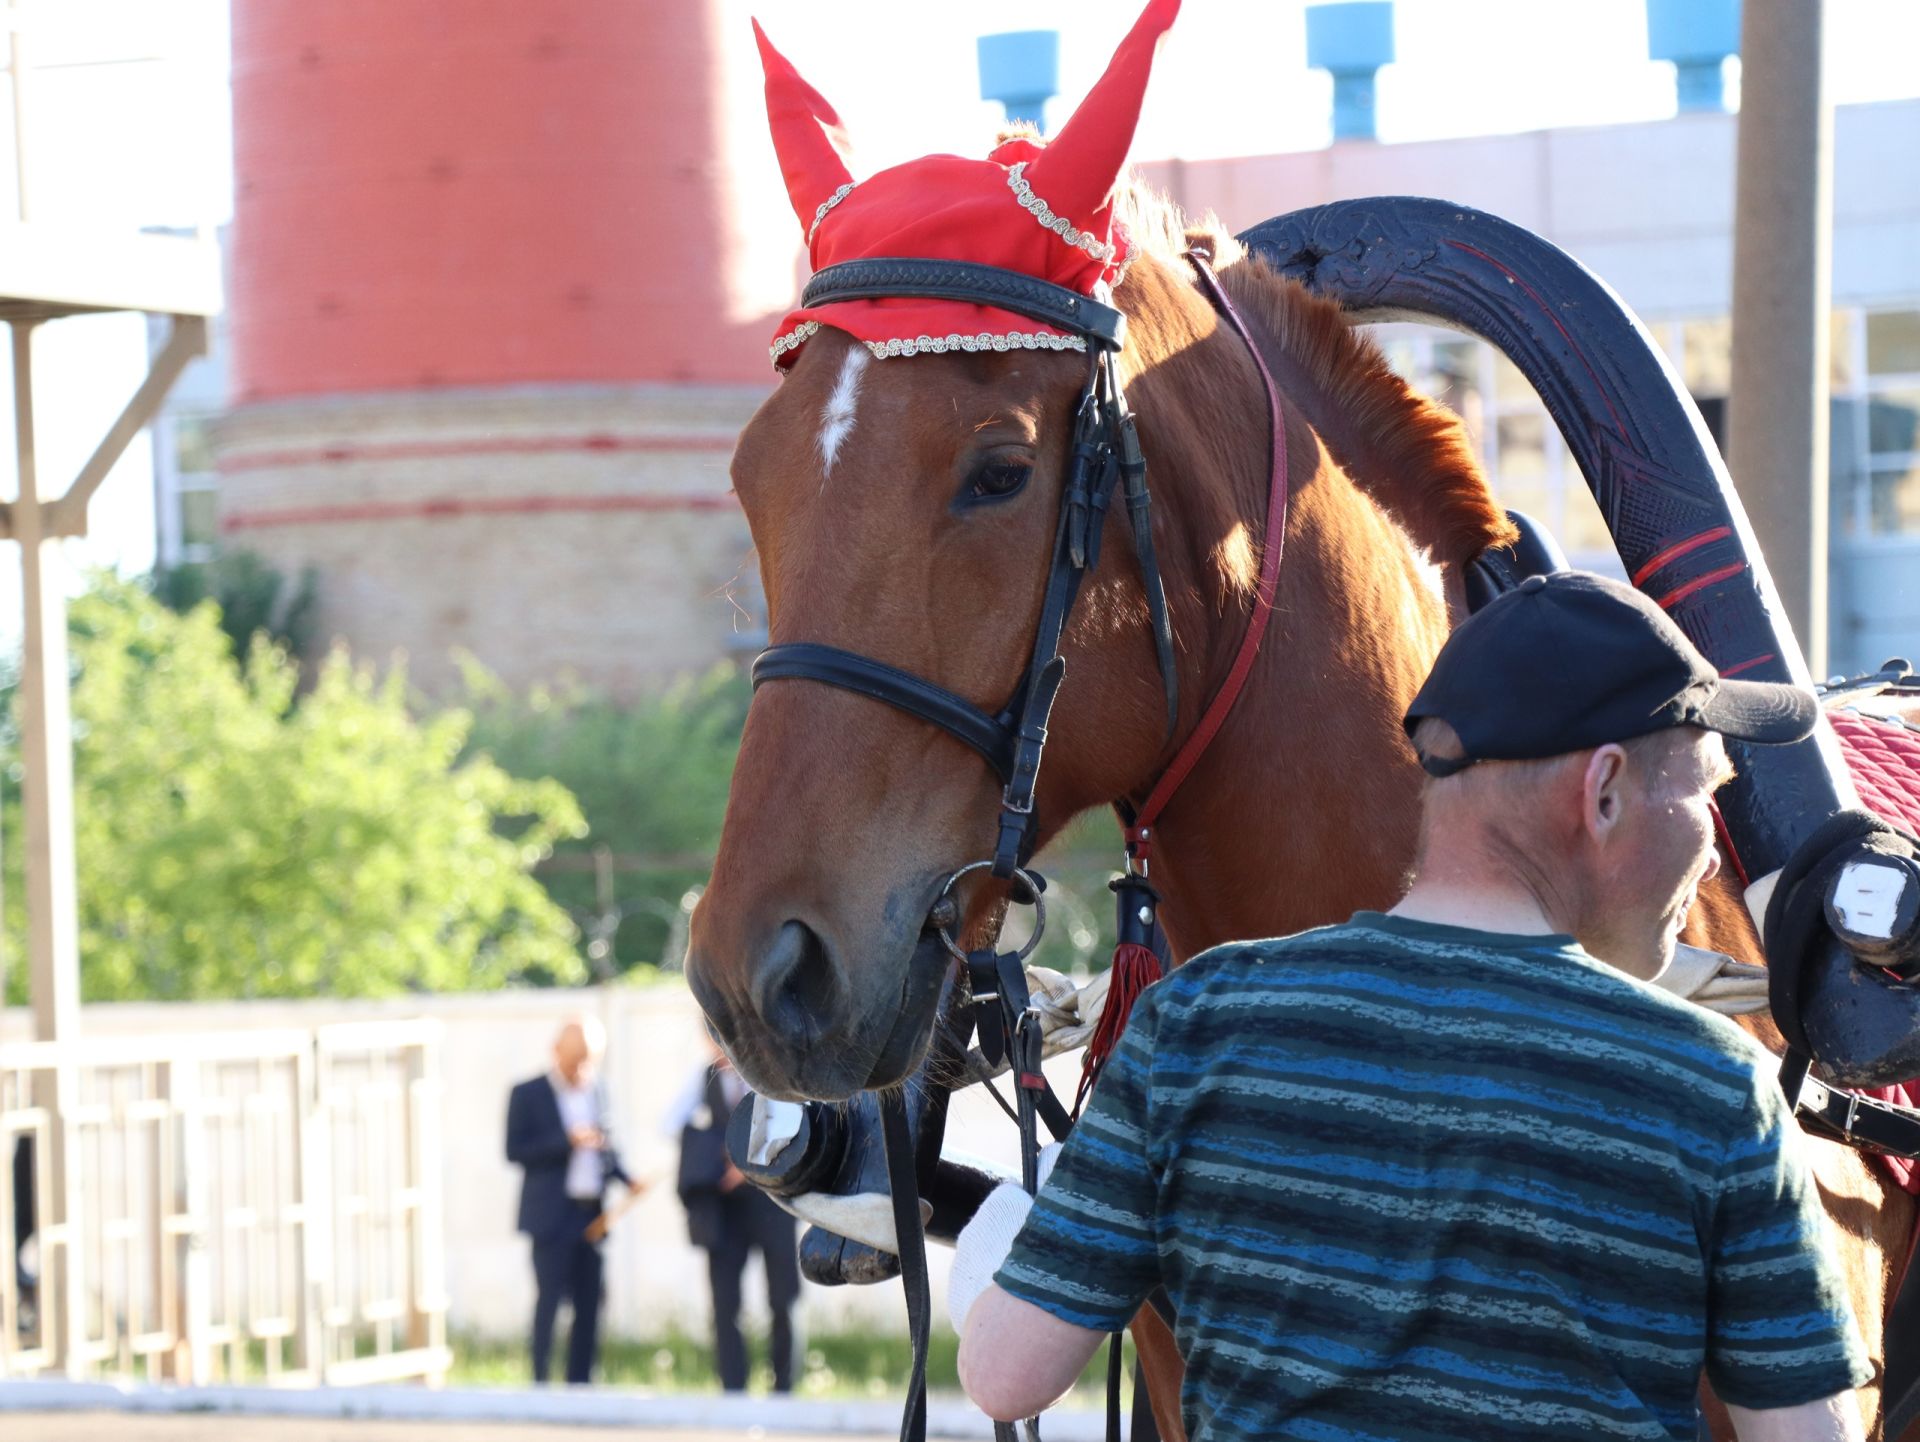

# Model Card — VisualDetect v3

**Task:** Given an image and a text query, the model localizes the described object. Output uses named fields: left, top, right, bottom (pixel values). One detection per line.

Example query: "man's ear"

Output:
left=1582, top=744, right=1630, bottom=842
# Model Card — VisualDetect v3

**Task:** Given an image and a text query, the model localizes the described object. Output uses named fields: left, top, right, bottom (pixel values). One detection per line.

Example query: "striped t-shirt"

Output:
left=996, top=912, right=1870, bottom=1441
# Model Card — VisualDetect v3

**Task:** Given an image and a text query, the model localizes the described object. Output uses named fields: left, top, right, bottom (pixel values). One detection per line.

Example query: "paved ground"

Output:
left=12, top=1418, right=896, bottom=1442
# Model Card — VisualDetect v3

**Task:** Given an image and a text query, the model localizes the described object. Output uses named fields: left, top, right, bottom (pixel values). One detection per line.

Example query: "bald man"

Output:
left=506, top=1015, right=633, bottom=1384
left=954, top=573, right=1870, bottom=1441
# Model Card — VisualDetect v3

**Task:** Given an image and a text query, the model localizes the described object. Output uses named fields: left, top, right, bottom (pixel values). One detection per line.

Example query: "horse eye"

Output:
left=967, top=461, right=1031, bottom=502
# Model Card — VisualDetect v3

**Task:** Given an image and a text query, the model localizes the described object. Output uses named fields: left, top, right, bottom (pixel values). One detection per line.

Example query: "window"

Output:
left=1370, top=322, right=1616, bottom=575
left=173, top=415, right=215, bottom=475
left=1840, top=307, right=1920, bottom=539
left=180, top=487, right=218, bottom=549
left=1681, top=317, right=1733, bottom=397
left=1426, top=338, right=1483, bottom=431
left=1867, top=311, right=1920, bottom=377
left=154, top=411, right=219, bottom=566
left=1492, top=412, right=1551, bottom=523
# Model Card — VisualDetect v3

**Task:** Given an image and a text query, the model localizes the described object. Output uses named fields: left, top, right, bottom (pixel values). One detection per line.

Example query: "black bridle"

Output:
left=751, top=256, right=1181, bottom=880
left=750, top=255, right=1191, bottom=1442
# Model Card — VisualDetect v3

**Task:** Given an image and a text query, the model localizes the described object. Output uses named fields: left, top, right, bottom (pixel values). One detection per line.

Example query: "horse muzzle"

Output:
left=686, top=918, right=955, bottom=1103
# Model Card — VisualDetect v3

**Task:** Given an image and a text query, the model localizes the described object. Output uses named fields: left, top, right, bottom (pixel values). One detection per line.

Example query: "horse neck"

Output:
left=1114, top=254, right=1454, bottom=957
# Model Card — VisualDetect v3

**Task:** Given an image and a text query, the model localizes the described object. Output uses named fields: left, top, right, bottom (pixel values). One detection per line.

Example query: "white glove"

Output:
left=966, top=967, right=1103, bottom=1078
left=947, top=1142, right=1062, bottom=1334
left=1652, top=943, right=1772, bottom=1017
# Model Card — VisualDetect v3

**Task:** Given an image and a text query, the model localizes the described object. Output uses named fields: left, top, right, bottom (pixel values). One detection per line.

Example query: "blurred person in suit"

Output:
left=11, top=1136, right=32, bottom=1329
left=666, top=1040, right=801, bottom=1393
left=506, top=1014, right=634, bottom=1384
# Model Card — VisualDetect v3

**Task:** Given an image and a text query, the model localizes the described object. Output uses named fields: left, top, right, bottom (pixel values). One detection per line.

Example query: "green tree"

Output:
left=150, top=549, right=319, bottom=661
left=1, top=577, right=586, bottom=1002
left=457, top=659, right=1122, bottom=980
left=459, top=660, right=747, bottom=976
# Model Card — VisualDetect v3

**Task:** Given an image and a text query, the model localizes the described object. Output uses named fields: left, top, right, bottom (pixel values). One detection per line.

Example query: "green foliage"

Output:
left=150, top=549, right=319, bottom=660
left=1025, top=813, right=1127, bottom=974
left=0, top=565, right=1133, bottom=1004
left=456, top=658, right=1129, bottom=981
left=1, top=576, right=586, bottom=1003
left=458, top=659, right=748, bottom=976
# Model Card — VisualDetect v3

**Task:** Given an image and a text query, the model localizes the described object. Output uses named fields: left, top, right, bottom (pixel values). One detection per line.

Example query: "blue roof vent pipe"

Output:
left=1306, top=2, right=1395, bottom=142
left=978, top=30, right=1061, bottom=133
left=1647, top=0, right=1741, bottom=112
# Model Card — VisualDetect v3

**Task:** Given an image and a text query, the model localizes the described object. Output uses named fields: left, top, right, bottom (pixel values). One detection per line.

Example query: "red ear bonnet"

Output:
left=1020, top=0, right=1179, bottom=238
left=756, top=0, right=1181, bottom=367
left=753, top=19, right=856, bottom=239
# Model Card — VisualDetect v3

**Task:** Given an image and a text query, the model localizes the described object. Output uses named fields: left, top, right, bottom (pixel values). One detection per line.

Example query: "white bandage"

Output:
left=774, top=1189, right=932, bottom=1255
left=946, top=1143, right=1061, bottom=1333
left=1651, top=943, right=1771, bottom=1016
left=748, top=1096, right=807, bottom=1167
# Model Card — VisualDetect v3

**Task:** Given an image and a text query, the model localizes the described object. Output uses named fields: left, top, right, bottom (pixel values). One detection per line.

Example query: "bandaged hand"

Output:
left=947, top=1142, right=1062, bottom=1333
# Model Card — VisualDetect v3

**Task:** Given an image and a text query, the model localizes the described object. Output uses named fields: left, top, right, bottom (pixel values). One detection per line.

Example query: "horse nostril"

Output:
left=754, top=919, right=841, bottom=1043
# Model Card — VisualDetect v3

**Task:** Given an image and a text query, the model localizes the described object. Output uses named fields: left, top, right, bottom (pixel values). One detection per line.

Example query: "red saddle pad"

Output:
left=1833, top=706, right=1920, bottom=838
left=1829, top=707, right=1920, bottom=1190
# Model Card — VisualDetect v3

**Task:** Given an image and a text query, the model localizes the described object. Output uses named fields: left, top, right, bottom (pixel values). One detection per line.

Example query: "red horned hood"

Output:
left=753, top=0, right=1181, bottom=368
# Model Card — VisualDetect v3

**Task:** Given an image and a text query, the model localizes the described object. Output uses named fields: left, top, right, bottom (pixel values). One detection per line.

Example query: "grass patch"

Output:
left=448, top=1325, right=1136, bottom=1408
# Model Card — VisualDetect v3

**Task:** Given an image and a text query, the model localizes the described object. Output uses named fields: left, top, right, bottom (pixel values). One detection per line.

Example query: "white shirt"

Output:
left=660, top=1061, right=747, bottom=1140
left=549, top=1072, right=605, bottom=1200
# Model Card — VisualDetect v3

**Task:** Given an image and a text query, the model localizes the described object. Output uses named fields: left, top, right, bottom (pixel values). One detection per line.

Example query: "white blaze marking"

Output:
left=817, top=346, right=868, bottom=475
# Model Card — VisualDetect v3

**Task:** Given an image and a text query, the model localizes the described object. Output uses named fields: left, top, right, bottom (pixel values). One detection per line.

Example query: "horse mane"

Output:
left=1111, top=177, right=1519, bottom=570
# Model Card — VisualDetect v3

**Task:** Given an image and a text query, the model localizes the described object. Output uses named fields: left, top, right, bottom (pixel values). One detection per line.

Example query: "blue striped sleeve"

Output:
left=1703, top=1068, right=1872, bottom=1409
left=994, top=988, right=1163, bottom=1333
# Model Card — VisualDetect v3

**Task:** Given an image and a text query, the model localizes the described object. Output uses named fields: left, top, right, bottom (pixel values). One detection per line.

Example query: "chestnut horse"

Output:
left=684, top=187, right=1914, bottom=1439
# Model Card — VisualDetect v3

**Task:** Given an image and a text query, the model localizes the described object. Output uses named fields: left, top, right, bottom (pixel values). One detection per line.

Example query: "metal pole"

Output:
left=11, top=318, right=81, bottom=1373
left=7, top=9, right=29, bottom=223
left=11, top=321, right=79, bottom=1047
left=1727, top=0, right=1833, bottom=678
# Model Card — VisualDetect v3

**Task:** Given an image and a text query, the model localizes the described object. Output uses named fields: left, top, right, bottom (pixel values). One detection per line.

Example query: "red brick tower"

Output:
left=222, top=0, right=785, bottom=694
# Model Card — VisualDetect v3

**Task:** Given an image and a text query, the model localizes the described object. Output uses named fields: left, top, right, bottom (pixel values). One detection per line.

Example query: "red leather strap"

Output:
left=1709, top=798, right=1751, bottom=890
left=1125, top=249, right=1290, bottom=863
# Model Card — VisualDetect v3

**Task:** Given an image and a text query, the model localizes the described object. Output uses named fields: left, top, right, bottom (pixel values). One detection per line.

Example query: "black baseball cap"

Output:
left=1404, top=570, right=1817, bottom=777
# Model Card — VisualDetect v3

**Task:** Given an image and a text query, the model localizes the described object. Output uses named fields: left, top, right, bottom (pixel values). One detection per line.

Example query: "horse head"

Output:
left=685, top=2, right=1203, bottom=1100
left=687, top=0, right=1518, bottom=1103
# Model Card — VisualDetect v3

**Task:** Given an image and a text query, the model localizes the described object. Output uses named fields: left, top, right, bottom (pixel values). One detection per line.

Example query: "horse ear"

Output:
left=753, top=19, right=857, bottom=240
left=1021, top=0, right=1179, bottom=230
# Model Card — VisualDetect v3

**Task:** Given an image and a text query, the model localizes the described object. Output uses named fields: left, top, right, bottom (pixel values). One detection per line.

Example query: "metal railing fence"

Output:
left=0, top=1020, right=446, bottom=1385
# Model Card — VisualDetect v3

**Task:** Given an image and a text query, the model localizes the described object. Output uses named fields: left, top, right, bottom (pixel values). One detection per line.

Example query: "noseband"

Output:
left=751, top=256, right=1181, bottom=879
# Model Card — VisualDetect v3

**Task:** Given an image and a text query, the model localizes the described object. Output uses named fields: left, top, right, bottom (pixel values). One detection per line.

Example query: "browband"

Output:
left=802, top=258, right=1127, bottom=352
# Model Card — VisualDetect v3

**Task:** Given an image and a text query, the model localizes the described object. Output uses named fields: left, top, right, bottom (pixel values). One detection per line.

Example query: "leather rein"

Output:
left=751, top=248, right=1291, bottom=1442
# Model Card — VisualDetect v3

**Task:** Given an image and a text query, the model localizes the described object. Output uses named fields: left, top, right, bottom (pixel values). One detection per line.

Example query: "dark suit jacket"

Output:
left=12, top=1136, right=32, bottom=1267
left=678, top=1065, right=733, bottom=1250
left=506, top=1074, right=631, bottom=1239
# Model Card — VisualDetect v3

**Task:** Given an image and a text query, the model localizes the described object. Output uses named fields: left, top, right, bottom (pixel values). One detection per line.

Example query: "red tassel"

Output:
left=1074, top=941, right=1162, bottom=1117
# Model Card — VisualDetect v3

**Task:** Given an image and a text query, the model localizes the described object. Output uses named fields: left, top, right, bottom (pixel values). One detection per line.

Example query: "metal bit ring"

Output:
left=932, top=860, right=1046, bottom=965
